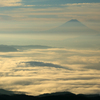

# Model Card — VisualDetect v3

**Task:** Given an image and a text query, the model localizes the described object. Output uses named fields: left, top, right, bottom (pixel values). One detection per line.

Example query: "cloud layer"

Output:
left=0, top=47, right=100, bottom=95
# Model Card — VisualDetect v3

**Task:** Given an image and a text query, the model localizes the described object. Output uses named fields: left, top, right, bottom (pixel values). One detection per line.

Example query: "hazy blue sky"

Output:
left=0, top=0, right=100, bottom=33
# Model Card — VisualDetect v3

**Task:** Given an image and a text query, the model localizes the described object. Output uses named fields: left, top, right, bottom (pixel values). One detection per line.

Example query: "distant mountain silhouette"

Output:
left=45, top=19, right=97, bottom=34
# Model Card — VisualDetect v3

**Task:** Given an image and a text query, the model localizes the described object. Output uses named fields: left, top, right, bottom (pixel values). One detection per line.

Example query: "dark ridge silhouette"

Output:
left=0, top=89, right=100, bottom=100
left=0, top=89, right=15, bottom=95
left=45, top=19, right=97, bottom=34
left=0, top=45, right=18, bottom=52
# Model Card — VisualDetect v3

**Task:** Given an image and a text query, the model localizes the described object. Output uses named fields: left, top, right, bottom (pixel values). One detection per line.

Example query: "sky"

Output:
left=0, top=0, right=100, bottom=33
left=0, top=0, right=100, bottom=96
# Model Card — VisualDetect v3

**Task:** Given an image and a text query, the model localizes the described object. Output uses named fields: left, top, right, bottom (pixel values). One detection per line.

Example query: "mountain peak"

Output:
left=45, top=19, right=97, bottom=34
left=68, top=19, right=79, bottom=22
left=60, top=19, right=84, bottom=27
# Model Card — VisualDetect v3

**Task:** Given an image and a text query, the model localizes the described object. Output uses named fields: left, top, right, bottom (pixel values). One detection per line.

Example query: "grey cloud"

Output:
left=13, top=69, right=38, bottom=72
left=0, top=72, right=23, bottom=77
left=0, top=55, right=15, bottom=58
left=23, top=0, right=100, bottom=5
left=0, top=45, right=17, bottom=52
left=13, top=45, right=52, bottom=51
left=12, top=79, right=49, bottom=86
left=55, top=77, right=100, bottom=81
left=19, top=61, right=69, bottom=69
left=13, top=80, right=36, bottom=86
left=84, top=63, right=100, bottom=70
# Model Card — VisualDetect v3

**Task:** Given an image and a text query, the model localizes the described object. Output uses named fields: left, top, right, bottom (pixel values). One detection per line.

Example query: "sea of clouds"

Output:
left=0, top=47, right=100, bottom=95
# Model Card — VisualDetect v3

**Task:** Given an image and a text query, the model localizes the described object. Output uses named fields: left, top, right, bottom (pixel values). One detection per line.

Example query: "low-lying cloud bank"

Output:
left=0, top=47, right=100, bottom=95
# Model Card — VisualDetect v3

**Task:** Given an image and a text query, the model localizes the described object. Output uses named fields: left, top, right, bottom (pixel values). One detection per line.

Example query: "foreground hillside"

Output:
left=0, top=92, right=100, bottom=100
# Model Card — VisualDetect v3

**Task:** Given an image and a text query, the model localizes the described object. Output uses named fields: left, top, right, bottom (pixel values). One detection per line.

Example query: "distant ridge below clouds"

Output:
left=0, top=89, right=15, bottom=95
left=0, top=89, right=25, bottom=95
left=0, top=45, right=17, bottom=52
left=0, top=45, right=53, bottom=52
left=45, top=19, right=98, bottom=34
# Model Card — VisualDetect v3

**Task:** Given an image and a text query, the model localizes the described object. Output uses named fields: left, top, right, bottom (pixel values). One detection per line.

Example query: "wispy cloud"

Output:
left=0, top=0, right=22, bottom=7
left=0, top=2, right=99, bottom=25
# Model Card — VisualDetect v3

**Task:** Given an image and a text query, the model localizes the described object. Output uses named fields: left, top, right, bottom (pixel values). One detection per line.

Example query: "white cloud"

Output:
left=62, top=3, right=100, bottom=7
left=23, top=5, right=36, bottom=7
left=0, top=0, right=22, bottom=7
